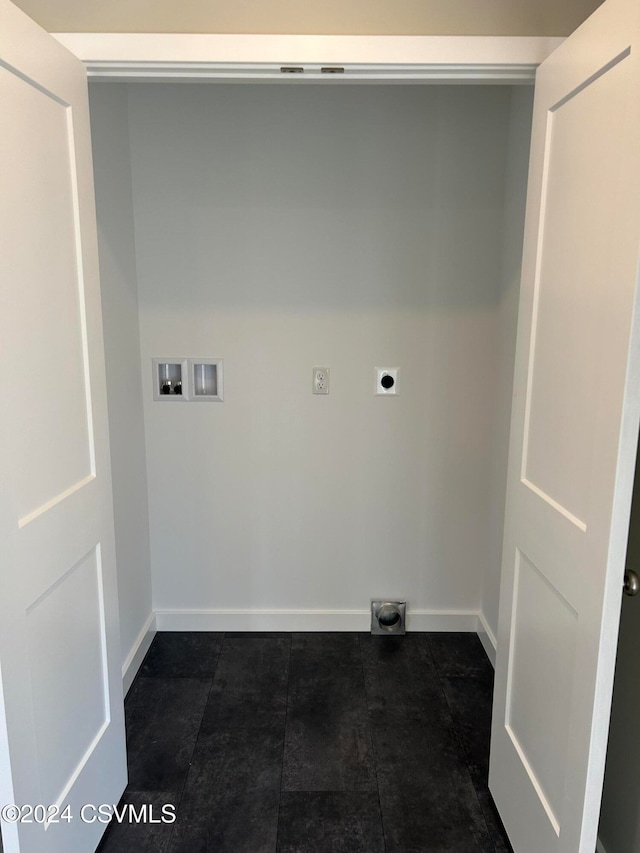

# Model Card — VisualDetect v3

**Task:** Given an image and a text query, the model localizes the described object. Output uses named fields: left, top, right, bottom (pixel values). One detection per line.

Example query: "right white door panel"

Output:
left=490, top=0, right=640, bottom=851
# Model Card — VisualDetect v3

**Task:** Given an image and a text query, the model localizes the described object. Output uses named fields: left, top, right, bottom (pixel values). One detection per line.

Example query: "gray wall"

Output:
left=90, top=83, right=154, bottom=672
left=119, top=83, right=529, bottom=629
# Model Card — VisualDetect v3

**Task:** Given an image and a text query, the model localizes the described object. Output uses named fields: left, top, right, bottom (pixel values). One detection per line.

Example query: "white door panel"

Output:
left=0, top=1, right=126, bottom=851
left=1, top=63, right=94, bottom=522
left=490, top=0, right=640, bottom=851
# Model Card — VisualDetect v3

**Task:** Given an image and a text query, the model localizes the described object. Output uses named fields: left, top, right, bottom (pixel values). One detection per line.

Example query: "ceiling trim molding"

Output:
left=53, top=33, right=563, bottom=83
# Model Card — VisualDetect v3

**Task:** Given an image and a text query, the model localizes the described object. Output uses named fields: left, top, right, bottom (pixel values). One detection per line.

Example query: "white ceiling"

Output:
left=12, top=0, right=603, bottom=36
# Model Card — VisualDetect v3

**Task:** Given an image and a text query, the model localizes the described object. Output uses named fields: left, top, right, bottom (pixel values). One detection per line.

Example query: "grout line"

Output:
left=275, top=632, right=293, bottom=850
left=357, top=633, right=387, bottom=853
left=415, top=629, right=436, bottom=668
left=164, top=631, right=226, bottom=849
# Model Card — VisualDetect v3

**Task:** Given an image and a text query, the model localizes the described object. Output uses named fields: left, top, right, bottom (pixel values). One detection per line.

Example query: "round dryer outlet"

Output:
left=371, top=600, right=406, bottom=635
left=375, top=368, right=399, bottom=395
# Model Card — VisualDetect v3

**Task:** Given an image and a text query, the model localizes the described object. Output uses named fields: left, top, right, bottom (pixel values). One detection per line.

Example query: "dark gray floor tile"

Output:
left=422, top=633, right=494, bottom=680
left=441, top=676, right=493, bottom=786
left=475, top=789, right=514, bottom=853
left=169, top=727, right=283, bottom=852
left=283, top=693, right=376, bottom=792
left=373, top=715, right=494, bottom=852
left=185, top=726, right=283, bottom=798
left=139, top=632, right=223, bottom=678
left=379, top=785, right=494, bottom=853
left=96, top=791, right=179, bottom=853
left=371, top=713, right=466, bottom=790
left=360, top=634, right=453, bottom=728
left=125, top=678, right=211, bottom=792
left=200, top=637, right=290, bottom=731
left=283, top=633, right=376, bottom=791
left=291, top=632, right=362, bottom=661
left=168, top=790, right=279, bottom=853
left=277, top=792, right=385, bottom=853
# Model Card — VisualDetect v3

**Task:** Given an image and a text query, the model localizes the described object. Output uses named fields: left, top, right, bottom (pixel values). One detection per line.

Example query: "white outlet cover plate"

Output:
left=313, top=367, right=330, bottom=395
left=375, top=367, right=399, bottom=395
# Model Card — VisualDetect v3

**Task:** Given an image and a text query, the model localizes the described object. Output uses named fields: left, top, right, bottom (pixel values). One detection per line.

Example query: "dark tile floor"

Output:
left=96, top=631, right=513, bottom=853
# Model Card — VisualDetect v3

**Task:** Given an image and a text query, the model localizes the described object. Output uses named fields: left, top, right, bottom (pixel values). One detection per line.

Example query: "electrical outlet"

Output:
left=313, top=367, right=330, bottom=394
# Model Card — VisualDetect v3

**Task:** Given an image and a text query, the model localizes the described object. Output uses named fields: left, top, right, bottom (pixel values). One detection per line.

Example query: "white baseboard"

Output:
left=476, top=611, right=497, bottom=668
left=122, top=612, right=157, bottom=695
left=408, top=610, right=481, bottom=632
left=154, top=608, right=481, bottom=633
left=596, top=837, right=608, bottom=853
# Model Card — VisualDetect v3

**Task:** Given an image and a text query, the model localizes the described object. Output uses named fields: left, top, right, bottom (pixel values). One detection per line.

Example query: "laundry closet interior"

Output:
left=87, top=76, right=535, bottom=671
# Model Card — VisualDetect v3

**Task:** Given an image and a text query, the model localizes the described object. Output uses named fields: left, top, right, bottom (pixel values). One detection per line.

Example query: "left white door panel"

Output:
left=0, top=1, right=126, bottom=851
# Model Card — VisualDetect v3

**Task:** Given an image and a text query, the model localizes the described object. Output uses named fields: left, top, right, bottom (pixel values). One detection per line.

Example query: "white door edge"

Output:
left=0, top=660, right=18, bottom=853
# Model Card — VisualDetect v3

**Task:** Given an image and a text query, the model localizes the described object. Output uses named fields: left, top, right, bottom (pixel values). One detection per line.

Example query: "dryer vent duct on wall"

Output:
left=371, top=601, right=406, bottom=635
